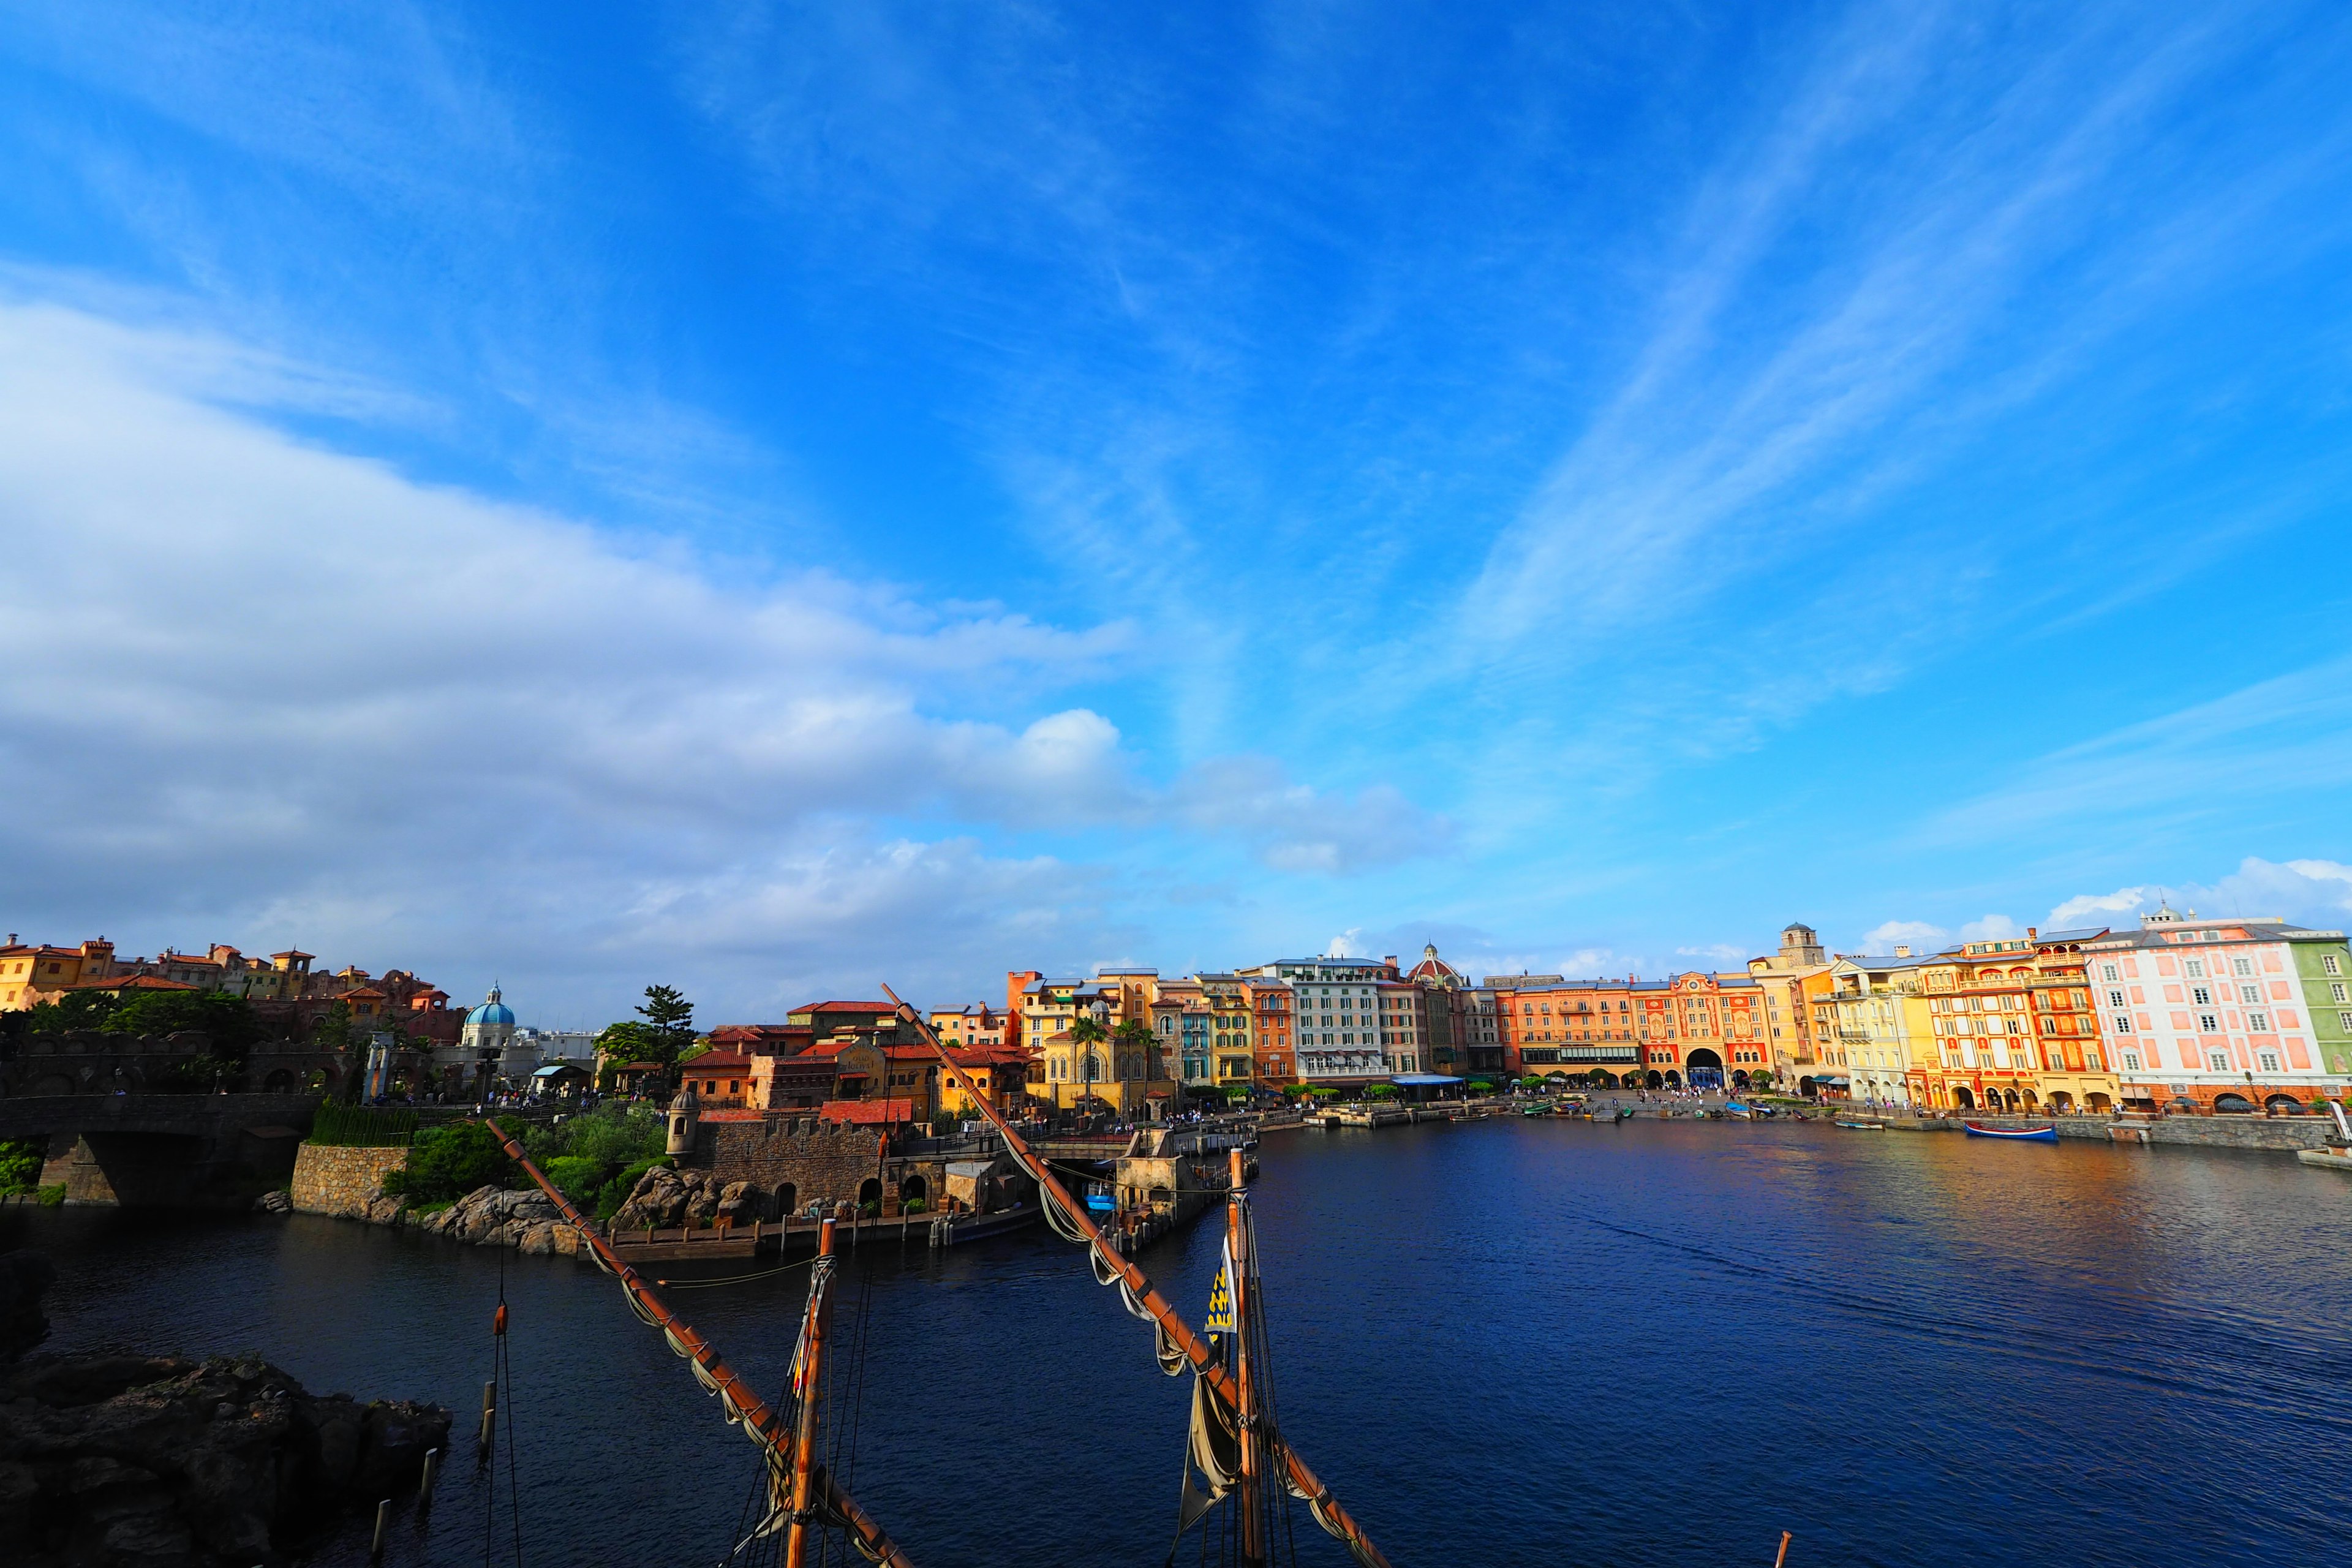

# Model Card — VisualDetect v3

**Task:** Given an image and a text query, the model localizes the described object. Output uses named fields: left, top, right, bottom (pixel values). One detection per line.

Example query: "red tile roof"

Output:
left=800, top=1001, right=898, bottom=1014
left=816, top=1099, right=919, bottom=1125
left=682, top=1051, right=753, bottom=1074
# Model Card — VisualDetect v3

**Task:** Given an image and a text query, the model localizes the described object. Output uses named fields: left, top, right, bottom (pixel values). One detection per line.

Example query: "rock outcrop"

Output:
left=0, top=1250, right=57, bottom=1360
left=609, top=1166, right=767, bottom=1232
left=0, top=1350, right=450, bottom=1567
left=344, top=1183, right=587, bottom=1257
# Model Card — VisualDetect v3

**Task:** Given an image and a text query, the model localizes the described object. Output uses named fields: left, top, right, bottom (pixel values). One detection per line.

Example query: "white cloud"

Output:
left=0, top=300, right=1438, bottom=1016
left=1959, top=914, right=2024, bottom=942
left=2051, top=858, right=2352, bottom=933
left=1862, top=920, right=1948, bottom=953
left=1675, top=944, right=1746, bottom=964
left=1172, top=758, right=1450, bottom=875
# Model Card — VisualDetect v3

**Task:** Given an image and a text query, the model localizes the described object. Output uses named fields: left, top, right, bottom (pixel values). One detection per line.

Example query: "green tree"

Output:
left=632, top=984, right=696, bottom=1092
left=104, top=991, right=260, bottom=1056
left=25, top=990, right=118, bottom=1035
left=1069, top=1014, right=1108, bottom=1093
left=383, top=1121, right=513, bottom=1205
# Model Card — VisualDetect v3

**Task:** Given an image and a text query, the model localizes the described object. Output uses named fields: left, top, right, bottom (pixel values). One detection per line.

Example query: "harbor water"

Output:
left=7, top=1117, right=2350, bottom=1566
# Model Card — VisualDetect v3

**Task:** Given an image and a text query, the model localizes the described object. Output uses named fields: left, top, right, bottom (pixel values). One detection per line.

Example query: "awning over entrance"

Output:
left=1391, top=1074, right=1463, bottom=1086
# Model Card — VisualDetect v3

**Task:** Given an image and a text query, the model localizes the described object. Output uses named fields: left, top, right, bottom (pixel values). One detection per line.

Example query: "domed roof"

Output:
left=466, top=985, right=516, bottom=1027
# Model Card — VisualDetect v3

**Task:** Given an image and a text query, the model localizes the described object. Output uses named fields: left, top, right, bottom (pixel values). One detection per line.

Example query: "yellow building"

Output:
left=1812, top=954, right=1935, bottom=1108
left=1745, top=923, right=1838, bottom=1088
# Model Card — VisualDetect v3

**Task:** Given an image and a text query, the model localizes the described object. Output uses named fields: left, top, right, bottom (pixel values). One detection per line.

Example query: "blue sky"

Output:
left=2, top=1, right=2350, bottom=1027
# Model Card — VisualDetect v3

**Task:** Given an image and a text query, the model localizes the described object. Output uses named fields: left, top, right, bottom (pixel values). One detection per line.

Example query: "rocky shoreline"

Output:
left=271, top=1165, right=782, bottom=1256
left=263, top=1181, right=594, bottom=1257
left=0, top=1250, right=451, bottom=1567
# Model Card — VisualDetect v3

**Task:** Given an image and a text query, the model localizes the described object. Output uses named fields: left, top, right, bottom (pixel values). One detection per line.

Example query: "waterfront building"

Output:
left=2084, top=907, right=2352, bottom=1113
left=1240, top=975, right=1297, bottom=1087
left=1489, top=978, right=1643, bottom=1085
left=1238, top=957, right=1395, bottom=1087
left=1487, top=973, right=1564, bottom=1079
left=1376, top=978, right=1423, bottom=1074
left=1905, top=933, right=2110, bottom=1112
left=1194, top=974, right=1257, bottom=1094
left=1812, top=954, right=1933, bottom=1108
left=1744, top=924, right=1836, bottom=1086
left=1403, top=944, right=1492, bottom=1077
left=1148, top=975, right=1210, bottom=1093
left=928, top=1003, right=1011, bottom=1049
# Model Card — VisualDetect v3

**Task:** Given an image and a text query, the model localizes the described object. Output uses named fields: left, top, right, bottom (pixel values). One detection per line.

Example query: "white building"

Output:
left=2085, top=907, right=2352, bottom=1113
left=1238, top=957, right=1394, bottom=1084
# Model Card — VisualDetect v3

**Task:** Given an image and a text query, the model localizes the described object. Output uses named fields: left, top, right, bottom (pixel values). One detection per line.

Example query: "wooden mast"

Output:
left=880, top=987, right=1393, bottom=1568
left=1229, top=1145, right=1263, bottom=1566
left=785, top=1218, right=837, bottom=1568
left=480, top=1120, right=916, bottom=1568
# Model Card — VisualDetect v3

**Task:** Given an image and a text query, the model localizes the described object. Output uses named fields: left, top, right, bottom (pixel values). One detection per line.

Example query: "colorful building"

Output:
left=1812, top=954, right=1932, bottom=1108
left=1238, top=957, right=1395, bottom=1087
left=1240, top=976, right=1297, bottom=1087
left=1909, top=930, right=2119, bottom=1113
left=2085, top=906, right=2351, bottom=1113
left=1744, top=923, right=1835, bottom=1087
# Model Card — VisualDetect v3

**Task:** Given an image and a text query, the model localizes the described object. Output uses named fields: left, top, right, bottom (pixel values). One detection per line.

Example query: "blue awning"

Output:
left=1390, top=1073, right=1463, bottom=1085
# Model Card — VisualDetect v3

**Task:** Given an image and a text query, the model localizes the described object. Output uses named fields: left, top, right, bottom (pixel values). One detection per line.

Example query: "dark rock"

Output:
left=0, top=1352, right=450, bottom=1567
left=0, top=1250, right=58, bottom=1361
left=251, top=1191, right=292, bottom=1217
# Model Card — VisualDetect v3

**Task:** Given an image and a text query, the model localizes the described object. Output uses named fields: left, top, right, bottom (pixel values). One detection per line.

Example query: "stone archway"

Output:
left=2085, top=1092, right=2113, bottom=1113
left=1953, top=1085, right=1977, bottom=1110
left=899, top=1174, right=929, bottom=1209
left=1730, top=1069, right=1751, bottom=1090
left=1798, top=1076, right=1817, bottom=1098
left=1684, top=1049, right=1724, bottom=1091
left=2046, top=1091, right=2073, bottom=1114
left=857, top=1177, right=882, bottom=1212
left=777, top=1183, right=798, bottom=1219
left=1646, top=1071, right=1664, bottom=1090
left=1663, top=1071, right=1683, bottom=1089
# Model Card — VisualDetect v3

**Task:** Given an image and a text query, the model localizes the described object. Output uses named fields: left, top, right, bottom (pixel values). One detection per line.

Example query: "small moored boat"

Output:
left=1833, top=1119, right=1883, bottom=1130
left=1963, top=1121, right=2057, bottom=1142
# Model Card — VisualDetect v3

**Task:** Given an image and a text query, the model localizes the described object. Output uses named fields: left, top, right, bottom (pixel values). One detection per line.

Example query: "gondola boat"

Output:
left=1962, top=1121, right=2057, bottom=1142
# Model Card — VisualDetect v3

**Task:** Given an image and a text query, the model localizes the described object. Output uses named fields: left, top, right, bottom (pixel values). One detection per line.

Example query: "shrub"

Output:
left=309, top=1104, right=418, bottom=1148
left=0, top=1139, right=45, bottom=1195
left=36, top=1184, right=66, bottom=1207
left=383, top=1121, right=512, bottom=1204
left=542, top=1155, right=610, bottom=1205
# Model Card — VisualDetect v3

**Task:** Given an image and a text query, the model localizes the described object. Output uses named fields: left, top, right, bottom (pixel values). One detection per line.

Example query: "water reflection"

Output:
left=7, top=1120, right=2348, bottom=1566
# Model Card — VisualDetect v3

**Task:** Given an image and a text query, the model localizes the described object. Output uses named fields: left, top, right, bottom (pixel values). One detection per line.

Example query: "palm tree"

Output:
left=1069, top=1015, right=1107, bottom=1108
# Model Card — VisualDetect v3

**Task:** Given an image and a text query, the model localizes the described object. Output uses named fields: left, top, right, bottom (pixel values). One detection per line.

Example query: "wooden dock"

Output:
left=606, top=1203, right=1043, bottom=1270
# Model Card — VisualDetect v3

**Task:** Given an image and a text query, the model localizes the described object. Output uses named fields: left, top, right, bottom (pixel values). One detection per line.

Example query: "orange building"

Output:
left=1239, top=976, right=1296, bottom=1087
left=1910, top=927, right=2119, bottom=1113
left=1499, top=970, right=1778, bottom=1090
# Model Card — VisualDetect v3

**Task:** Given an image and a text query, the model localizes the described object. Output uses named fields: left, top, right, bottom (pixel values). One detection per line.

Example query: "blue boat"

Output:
left=1962, top=1121, right=2057, bottom=1142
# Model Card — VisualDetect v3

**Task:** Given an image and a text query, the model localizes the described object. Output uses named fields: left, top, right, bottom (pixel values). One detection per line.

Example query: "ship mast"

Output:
left=481, top=1119, right=913, bottom=1568
left=880, top=988, right=1392, bottom=1568
left=1228, top=1145, right=1263, bottom=1567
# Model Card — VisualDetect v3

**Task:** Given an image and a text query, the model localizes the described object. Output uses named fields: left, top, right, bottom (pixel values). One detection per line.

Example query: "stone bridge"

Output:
left=0, top=1092, right=322, bottom=1207
left=1, top=1031, right=357, bottom=1098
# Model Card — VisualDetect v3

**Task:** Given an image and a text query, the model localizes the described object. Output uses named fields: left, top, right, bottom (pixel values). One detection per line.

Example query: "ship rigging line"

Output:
left=480, top=1118, right=918, bottom=1568
left=880, top=986, right=1395, bottom=1568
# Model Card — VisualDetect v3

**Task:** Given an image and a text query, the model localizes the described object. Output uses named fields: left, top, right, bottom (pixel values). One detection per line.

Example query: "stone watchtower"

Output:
left=666, top=1084, right=701, bottom=1158
left=1777, top=923, right=1826, bottom=967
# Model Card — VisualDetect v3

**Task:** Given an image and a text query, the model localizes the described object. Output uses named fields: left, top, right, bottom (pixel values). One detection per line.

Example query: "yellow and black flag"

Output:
left=1204, top=1238, right=1236, bottom=1335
